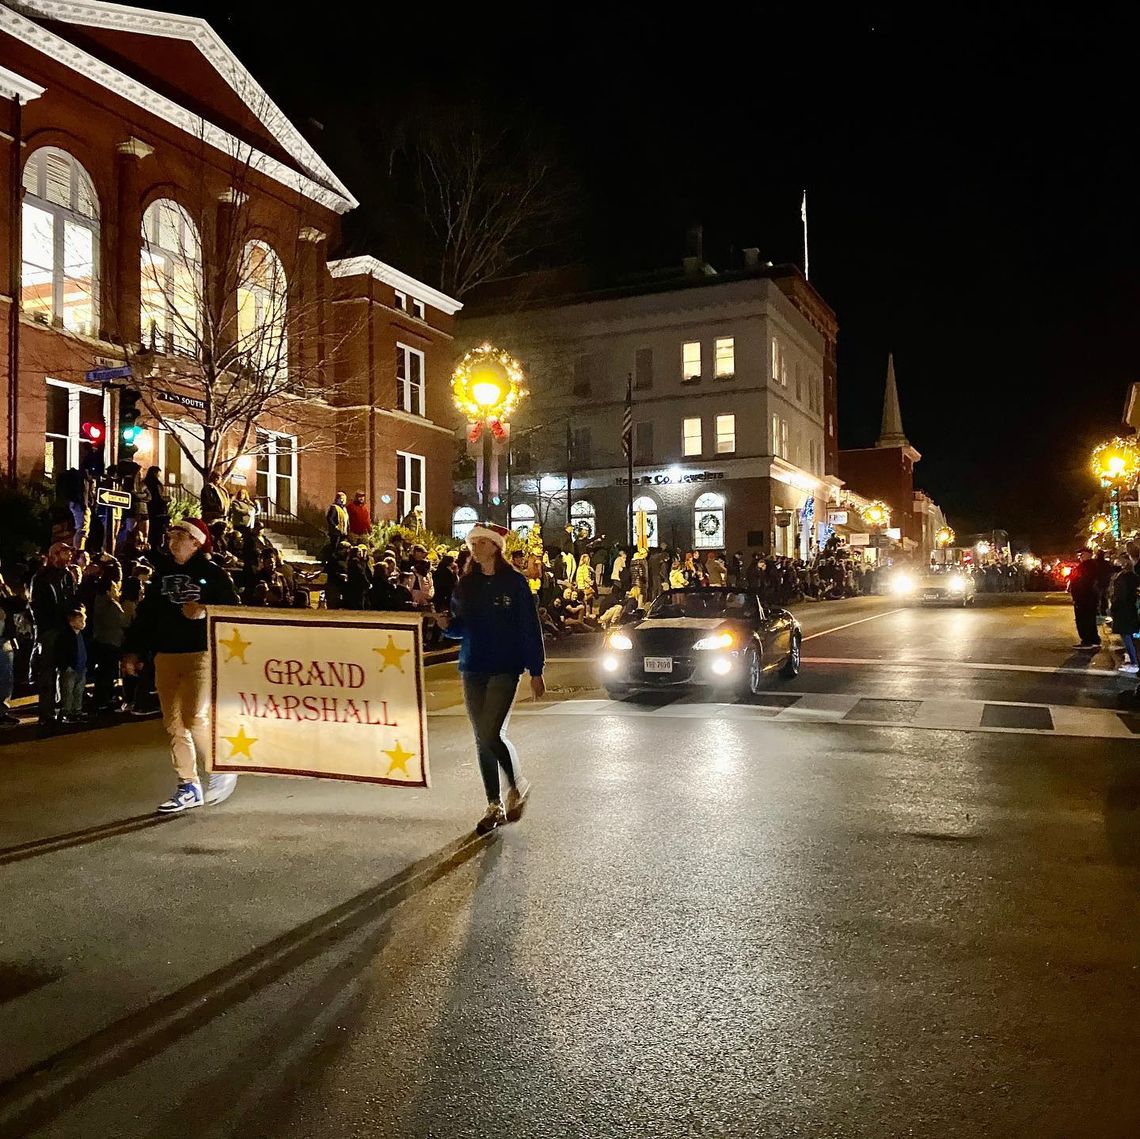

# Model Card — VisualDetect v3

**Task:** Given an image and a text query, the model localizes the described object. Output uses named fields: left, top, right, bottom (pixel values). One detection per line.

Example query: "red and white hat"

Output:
left=168, top=517, right=213, bottom=552
left=466, top=522, right=510, bottom=550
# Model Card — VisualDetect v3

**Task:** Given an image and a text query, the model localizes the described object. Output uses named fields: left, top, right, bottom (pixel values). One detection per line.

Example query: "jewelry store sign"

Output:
left=616, top=470, right=724, bottom=487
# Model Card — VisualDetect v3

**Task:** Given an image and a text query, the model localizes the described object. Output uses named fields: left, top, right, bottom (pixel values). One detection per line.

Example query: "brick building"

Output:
left=0, top=0, right=460, bottom=539
left=838, top=354, right=947, bottom=558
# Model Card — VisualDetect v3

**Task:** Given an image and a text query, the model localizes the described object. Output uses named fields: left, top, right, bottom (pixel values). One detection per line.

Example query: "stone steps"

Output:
left=262, top=528, right=323, bottom=567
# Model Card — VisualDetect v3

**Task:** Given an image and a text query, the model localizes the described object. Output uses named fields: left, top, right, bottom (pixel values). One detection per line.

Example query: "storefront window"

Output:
left=570, top=499, right=596, bottom=538
left=631, top=495, right=658, bottom=547
left=693, top=492, right=726, bottom=550
left=510, top=503, right=536, bottom=539
left=453, top=506, right=477, bottom=541
left=43, top=379, right=104, bottom=479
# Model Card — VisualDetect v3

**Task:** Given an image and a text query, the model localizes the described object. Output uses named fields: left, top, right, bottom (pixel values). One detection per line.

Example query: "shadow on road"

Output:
left=0, top=830, right=492, bottom=1138
left=0, top=813, right=174, bottom=867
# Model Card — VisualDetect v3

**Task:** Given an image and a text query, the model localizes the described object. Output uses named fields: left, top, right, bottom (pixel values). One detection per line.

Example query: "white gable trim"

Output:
left=2, top=1, right=357, bottom=214
left=0, top=62, right=44, bottom=100
left=328, top=256, right=463, bottom=316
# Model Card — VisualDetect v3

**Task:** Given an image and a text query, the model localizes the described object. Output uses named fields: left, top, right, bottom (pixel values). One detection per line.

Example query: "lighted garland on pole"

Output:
left=451, top=343, right=526, bottom=423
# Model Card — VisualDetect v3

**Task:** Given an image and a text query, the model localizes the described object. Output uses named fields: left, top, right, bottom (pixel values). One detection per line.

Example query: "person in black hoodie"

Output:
left=1068, top=549, right=1102, bottom=650
left=123, top=518, right=240, bottom=813
left=31, top=542, right=77, bottom=728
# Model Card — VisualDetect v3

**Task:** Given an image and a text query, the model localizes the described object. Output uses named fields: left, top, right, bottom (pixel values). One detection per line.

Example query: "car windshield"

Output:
left=646, top=590, right=753, bottom=619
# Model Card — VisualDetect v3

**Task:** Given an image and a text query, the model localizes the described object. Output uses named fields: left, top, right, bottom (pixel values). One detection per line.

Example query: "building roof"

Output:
left=327, top=257, right=463, bottom=316
left=875, top=353, right=921, bottom=461
left=2, top=0, right=357, bottom=213
left=461, top=259, right=837, bottom=328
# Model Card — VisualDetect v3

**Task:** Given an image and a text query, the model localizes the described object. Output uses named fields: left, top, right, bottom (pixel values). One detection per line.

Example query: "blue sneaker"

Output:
left=158, top=781, right=204, bottom=814
left=205, top=772, right=238, bottom=806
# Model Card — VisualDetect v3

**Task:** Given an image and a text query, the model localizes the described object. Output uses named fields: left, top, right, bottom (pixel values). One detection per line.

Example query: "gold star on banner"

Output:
left=383, top=740, right=416, bottom=778
left=373, top=635, right=409, bottom=673
left=219, top=627, right=252, bottom=664
left=223, top=726, right=257, bottom=760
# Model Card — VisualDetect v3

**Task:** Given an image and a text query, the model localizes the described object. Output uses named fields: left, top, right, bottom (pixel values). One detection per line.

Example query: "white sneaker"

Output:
left=158, top=781, right=204, bottom=814
left=206, top=772, right=238, bottom=806
left=1118, top=664, right=1139, bottom=674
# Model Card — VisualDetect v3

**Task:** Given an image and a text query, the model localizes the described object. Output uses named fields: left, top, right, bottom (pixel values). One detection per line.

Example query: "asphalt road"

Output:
left=2, top=594, right=1139, bottom=1138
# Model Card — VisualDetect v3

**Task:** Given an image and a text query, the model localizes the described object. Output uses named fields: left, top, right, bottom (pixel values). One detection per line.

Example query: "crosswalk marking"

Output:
left=805, top=656, right=1123, bottom=678
left=429, top=692, right=1140, bottom=740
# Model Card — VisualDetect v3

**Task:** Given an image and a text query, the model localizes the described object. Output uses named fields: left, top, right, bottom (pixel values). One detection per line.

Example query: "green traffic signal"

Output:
left=119, top=387, right=143, bottom=455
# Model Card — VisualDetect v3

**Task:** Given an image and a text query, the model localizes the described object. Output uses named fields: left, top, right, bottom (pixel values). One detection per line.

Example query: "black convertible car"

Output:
left=598, top=588, right=802, bottom=698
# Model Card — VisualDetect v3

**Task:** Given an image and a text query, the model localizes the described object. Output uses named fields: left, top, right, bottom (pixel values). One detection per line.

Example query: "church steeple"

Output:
left=876, top=353, right=921, bottom=461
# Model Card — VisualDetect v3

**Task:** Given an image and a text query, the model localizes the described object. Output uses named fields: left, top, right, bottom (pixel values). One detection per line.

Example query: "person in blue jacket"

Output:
left=437, top=523, right=545, bottom=834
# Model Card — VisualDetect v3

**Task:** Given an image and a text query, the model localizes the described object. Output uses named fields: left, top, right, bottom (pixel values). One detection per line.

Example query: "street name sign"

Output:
left=208, top=610, right=428, bottom=788
left=96, top=488, right=132, bottom=509
left=85, top=364, right=133, bottom=383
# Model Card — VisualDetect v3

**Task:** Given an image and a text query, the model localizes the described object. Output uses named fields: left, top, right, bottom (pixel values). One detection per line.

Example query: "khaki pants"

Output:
left=154, top=651, right=210, bottom=784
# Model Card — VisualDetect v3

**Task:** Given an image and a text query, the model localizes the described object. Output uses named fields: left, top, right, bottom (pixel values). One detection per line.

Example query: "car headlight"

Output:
left=892, top=575, right=915, bottom=595
left=947, top=576, right=966, bottom=592
left=607, top=632, right=633, bottom=651
left=693, top=632, right=735, bottom=650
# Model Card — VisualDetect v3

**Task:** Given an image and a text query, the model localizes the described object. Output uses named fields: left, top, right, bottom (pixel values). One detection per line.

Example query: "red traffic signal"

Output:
left=81, top=420, right=105, bottom=444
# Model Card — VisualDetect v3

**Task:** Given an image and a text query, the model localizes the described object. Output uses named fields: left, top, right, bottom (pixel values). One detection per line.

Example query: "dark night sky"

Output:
left=148, top=3, right=1140, bottom=550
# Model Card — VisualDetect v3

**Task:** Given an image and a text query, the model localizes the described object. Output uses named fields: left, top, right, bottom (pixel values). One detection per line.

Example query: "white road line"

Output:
left=802, top=609, right=905, bottom=641
left=804, top=656, right=1122, bottom=678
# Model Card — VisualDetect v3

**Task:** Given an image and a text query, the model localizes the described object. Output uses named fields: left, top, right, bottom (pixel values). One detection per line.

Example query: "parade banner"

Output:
left=208, top=609, right=428, bottom=787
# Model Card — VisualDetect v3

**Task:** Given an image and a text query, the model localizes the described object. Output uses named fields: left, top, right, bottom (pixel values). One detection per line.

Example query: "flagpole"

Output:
left=626, top=371, right=634, bottom=547
left=801, top=190, right=809, bottom=281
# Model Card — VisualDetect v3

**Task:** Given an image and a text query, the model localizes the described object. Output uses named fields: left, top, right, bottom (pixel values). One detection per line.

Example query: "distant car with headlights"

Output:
left=598, top=588, right=801, bottom=698
left=891, top=566, right=976, bottom=607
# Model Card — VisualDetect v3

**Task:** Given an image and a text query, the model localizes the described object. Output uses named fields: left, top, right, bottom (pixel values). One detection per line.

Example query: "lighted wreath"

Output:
left=451, top=343, right=527, bottom=422
left=698, top=512, right=721, bottom=537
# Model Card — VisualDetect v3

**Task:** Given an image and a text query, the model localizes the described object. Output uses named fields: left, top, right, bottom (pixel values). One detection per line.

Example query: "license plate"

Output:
left=924, top=591, right=940, bottom=599
left=643, top=656, right=673, bottom=673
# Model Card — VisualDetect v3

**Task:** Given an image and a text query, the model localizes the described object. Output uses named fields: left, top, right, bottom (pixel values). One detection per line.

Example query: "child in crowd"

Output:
left=57, top=604, right=88, bottom=722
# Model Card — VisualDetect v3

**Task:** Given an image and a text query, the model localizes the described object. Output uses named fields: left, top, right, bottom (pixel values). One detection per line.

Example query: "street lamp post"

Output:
left=860, top=501, right=891, bottom=562
left=452, top=344, right=526, bottom=521
left=1091, top=436, right=1140, bottom=542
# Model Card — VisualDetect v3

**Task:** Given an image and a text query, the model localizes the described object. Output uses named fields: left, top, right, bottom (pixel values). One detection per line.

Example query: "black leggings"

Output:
left=461, top=672, right=520, bottom=802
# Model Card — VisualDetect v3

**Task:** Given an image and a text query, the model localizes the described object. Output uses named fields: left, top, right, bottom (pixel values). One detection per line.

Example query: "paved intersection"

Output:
left=1, top=594, right=1138, bottom=1138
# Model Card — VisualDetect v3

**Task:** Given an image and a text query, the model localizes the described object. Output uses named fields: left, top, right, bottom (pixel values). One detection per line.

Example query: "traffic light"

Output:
left=119, top=387, right=143, bottom=459
left=80, top=420, right=105, bottom=445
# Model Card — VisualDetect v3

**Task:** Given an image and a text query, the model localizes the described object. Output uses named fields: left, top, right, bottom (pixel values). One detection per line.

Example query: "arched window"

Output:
left=452, top=506, right=478, bottom=541
left=141, top=199, right=201, bottom=354
left=570, top=498, right=596, bottom=539
left=510, top=502, right=536, bottom=539
left=21, top=147, right=100, bottom=335
left=237, top=240, right=288, bottom=375
left=693, top=492, right=726, bottom=550
left=631, top=495, right=658, bottom=547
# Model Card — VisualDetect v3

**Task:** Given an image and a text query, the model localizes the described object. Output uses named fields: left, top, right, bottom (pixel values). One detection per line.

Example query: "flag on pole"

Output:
left=621, top=373, right=633, bottom=459
left=801, top=190, right=809, bottom=280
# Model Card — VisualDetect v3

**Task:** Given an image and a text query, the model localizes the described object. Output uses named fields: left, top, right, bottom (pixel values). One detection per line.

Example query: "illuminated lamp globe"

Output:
left=1090, top=514, right=1112, bottom=535
left=468, top=361, right=509, bottom=411
left=1091, top=437, right=1140, bottom=485
left=935, top=526, right=955, bottom=547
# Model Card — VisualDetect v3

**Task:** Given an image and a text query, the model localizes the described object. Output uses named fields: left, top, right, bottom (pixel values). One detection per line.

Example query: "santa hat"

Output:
left=169, top=517, right=212, bottom=552
left=466, top=523, right=510, bottom=550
